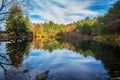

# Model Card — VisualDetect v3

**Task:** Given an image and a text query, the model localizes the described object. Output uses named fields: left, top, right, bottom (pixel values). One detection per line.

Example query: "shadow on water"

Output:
left=0, top=38, right=120, bottom=80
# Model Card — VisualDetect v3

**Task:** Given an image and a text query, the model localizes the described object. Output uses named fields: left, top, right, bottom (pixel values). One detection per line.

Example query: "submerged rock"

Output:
left=23, top=68, right=28, bottom=73
left=36, top=70, right=49, bottom=80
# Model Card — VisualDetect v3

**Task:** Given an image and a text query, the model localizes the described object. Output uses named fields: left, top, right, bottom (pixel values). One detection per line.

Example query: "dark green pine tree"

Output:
left=5, top=4, right=28, bottom=36
left=25, top=16, right=31, bottom=32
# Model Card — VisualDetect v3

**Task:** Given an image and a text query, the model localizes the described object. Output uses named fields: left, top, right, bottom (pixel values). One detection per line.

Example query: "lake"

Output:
left=0, top=39, right=120, bottom=80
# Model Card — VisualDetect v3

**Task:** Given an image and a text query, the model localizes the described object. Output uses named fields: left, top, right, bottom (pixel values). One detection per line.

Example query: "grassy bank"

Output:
left=94, top=34, right=120, bottom=46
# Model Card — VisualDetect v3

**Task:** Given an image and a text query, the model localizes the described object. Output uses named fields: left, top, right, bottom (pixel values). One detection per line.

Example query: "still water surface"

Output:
left=0, top=39, right=120, bottom=80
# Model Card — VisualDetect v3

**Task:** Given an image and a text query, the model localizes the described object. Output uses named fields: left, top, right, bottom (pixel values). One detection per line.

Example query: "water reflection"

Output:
left=0, top=38, right=120, bottom=80
left=6, top=39, right=31, bottom=67
left=0, top=39, right=31, bottom=80
left=70, top=40, right=120, bottom=78
left=23, top=49, right=110, bottom=80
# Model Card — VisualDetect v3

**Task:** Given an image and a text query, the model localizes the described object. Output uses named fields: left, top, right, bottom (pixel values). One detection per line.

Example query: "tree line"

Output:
left=71, top=0, right=120, bottom=36
left=0, top=0, right=120, bottom=45
left=56, top=1, right=120, bottom=46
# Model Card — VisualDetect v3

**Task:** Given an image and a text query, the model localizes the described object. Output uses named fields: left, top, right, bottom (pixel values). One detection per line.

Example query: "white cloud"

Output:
left=29, top=0, right=114, bottom=24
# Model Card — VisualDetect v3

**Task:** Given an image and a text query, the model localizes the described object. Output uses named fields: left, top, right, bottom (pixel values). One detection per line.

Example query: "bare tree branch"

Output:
left=0, top=10, right=22, bottom=15
left=0, top=0, right=30, bottom=23
left=0, top=62, right=11, bottom=65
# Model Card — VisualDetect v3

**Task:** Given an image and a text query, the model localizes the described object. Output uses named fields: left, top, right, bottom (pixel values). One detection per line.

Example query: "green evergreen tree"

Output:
left=5, top=4, right=28, bottom=36
left=25, top=16, right=31, bottom=32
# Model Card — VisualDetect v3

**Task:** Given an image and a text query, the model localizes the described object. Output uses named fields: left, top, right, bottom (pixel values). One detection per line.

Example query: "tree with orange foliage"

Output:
left=31, top=23, right=41, bottom=37
left=66, top=24, right=73, bottom=32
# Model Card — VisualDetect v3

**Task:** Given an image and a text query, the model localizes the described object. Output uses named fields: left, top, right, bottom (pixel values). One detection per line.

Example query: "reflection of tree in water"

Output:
left=31, top=38, right=120, bottom=78
left=31, top=37, right=77, bottom=52
left=0, top=39, right=50, bottom=80
left=1, top=67, right=30, bottom=80
left=31, top=38, right=66, bottom=52
left=0, top=39, right=31, bottom=80
left=6, top=39, right=31, bottom=67
left=64, top=42, right=72, bottom=50
left=31, top=38, right=120, bottom=79
left=32, top=38, right=42, bottom=49
left=5, top=37, right=118, bottom=79
left=58, top=40, right=120, bottom=79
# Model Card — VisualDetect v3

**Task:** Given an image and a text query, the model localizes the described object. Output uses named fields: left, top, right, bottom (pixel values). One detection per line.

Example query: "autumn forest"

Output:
left=0, top=0, right=120, bottom=80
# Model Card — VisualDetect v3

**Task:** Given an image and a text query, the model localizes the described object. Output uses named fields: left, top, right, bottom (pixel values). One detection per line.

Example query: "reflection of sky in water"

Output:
left=0, top=42, right=9, bottom=62
left=23, top=49, right=109, bottom=80
left=0, top=42, right=7, bottom=53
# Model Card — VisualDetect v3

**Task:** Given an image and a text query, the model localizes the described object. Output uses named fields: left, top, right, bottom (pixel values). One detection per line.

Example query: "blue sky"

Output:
left=29, top=0, right=117, bottom=24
